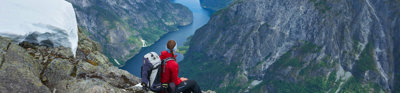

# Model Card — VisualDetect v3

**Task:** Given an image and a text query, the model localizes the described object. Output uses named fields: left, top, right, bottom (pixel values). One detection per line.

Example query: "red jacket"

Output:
left=160, top=51, right=181, bottom=86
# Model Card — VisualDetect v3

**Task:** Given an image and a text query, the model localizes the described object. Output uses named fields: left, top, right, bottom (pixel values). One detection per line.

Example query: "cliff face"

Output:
left=199, top=0, right=233, bottom=11
left=66, top=0, right=193, bottom=66
left=0, top=30, right=142, bottom=93
left=181, top=0, right=400, bottom=92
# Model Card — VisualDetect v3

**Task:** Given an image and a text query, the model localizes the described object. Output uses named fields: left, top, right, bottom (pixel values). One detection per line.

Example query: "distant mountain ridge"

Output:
left=66, top=0, right=193, bottom=66
left=180, top=0, right=400, bottom=92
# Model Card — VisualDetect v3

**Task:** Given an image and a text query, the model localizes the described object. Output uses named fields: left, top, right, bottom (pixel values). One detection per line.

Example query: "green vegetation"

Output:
left=177, top=44, right=189, bottom=54
left=339, top=77, right=383, bottom=93
left=90, top=6, right=122, bottom=30
left=138, top=26, right=166, bottom=44
left=309, top=0, right=331, bottom=13
left=260, top=62, right=339, bottom=93
left=250, top=70, right=338, bottom=93
left=351, top=39, right=361, bottom=55
left=300, top=41, right=322, bottom=53
left=89, top=5, right=172, bottom=46
left=269, top=42, right=322, bottom=71
left=352, top=42, right=377, bottom=80
left=216, top=73, right=251, bottom=92
left=177, top=36, right=192, bottom=54
left=396, top=46, right=400, bottom=93
left=183, top=42, right=327, bottom=92
left=271, top=76, right=336, bottom=93
left=249, top=81, right=267, bottom=93
left=181, top=37, right=385, bottom=92
left=299, top=57, right=334, bottom=76
left=212, top=0, right=244, bottom=16
left=256, top=41, right=383, bottom=93
left=256, top=42, right=343, bottom=92
left=395, top=73, right=400, bottom=93
left=127, top=36, right=141, bottom=45
left=182, top=57, right=240, bottom=79
left=248, top=53, right=272, bottom=75
left=79, top=26, right=91, bottom=36
left=271, top=50, right=304, bottom=69
left=180, top=51, right=242, bottom=92
left=181, top=41, right=326, bottom=92
left=72, top=1, right=189, bottom=66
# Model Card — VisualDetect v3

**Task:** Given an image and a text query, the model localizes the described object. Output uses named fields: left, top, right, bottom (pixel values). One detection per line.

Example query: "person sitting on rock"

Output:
left=159, top=40, right=201, bottom=93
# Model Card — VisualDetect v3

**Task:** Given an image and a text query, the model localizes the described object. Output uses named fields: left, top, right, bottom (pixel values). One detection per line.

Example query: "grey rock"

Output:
left=0, top=37, right=50, bottom=93
left=0, top=31, right=144, bottom=92
left=183, top=0, right=400, bottom=92
left=43, top=58, right=74, bottom=91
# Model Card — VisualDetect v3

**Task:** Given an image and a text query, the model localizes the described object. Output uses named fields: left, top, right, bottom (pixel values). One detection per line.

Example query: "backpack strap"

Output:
left=151, top=65, right=160, bottom=70
left=162, top=57, right=175, bottom=73
left=162, top=57, right=175, bottom=63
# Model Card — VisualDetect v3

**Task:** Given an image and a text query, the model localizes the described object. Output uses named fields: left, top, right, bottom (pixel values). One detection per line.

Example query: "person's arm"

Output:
left=170, top=62, right=182, bottom=85
left=180, top=77, right=188, bottom=81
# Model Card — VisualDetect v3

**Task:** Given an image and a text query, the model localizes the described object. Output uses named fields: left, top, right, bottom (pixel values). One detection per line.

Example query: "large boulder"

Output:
left=0, top=31, right=143, bottom=93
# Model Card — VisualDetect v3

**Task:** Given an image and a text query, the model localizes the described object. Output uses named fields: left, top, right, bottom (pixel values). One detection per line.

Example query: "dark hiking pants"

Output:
left=175, top=80, right=201, bottom=93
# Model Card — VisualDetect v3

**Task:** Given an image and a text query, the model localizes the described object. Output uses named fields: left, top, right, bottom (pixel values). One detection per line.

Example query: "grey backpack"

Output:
left=141, top=52, right=176, bottom=92
left=141, top=52, right=163, bottom=91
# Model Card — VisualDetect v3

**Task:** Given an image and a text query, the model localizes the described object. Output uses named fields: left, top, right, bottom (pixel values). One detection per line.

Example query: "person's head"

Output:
left=167, top=40, right=177, bottom=61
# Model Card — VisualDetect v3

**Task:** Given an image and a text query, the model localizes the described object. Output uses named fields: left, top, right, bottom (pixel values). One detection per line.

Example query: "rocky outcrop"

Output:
left=0, top=30, right=143, bottom=93
left=200, top=0, right=234, bottom=11
left=66, top=0, right=193, bottom=66
left=181, top=0, right=400, bottom=92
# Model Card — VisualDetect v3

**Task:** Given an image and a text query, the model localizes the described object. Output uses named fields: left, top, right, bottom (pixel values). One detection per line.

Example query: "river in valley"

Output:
left=121, top=0, right=212, bottom=76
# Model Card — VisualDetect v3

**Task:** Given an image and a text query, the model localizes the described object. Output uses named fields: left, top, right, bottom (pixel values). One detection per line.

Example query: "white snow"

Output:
left=141, top=38, right=147, bottom=47
left=335, top=65, right=352, bottom=82
left=114, top=59, right=121, bottom=65
left=250, top=80, right=262, bottom=87
left=0, top=0, right=78, bottom=56
left=133, top=83, right=143, bottom=88
left=244, top=80, right=263, bottom=92
left=335, top=82, right=345, bottom=93
left=334, top=65, right=352, bottom=93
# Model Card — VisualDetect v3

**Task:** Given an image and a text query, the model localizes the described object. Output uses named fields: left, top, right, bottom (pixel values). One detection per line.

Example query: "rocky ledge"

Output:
left=0, top=30, right=143, bottom=93
left=0, top=30, right=216, bottom=93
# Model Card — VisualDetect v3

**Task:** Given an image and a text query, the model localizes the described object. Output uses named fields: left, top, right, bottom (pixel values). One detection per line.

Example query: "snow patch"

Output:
left=0, top=0, right=78, bottom=56
left=114, top=59, right=121, bottom=65
left=250, top=80, right=262, bottom=87
left=336, top=65, right=352, bottom=82
left=335, top=82, right=345, bottom=93
left=245, top=80, right=263, bottom=92
left=334, top=65, right=352, bottom=93
left=260, top=21, right=266, bottom=25
left=141, top=38, right=147, bottom=47
left=133, top=83, right=143, bottom=88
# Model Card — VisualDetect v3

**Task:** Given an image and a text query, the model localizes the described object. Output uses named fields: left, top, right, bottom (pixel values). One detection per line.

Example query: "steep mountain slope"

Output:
left=0, top=30, right=142, bottom=93
left=200, top=0, right=233, bottom=11
left=180, top=0, right=400, bottom=92
left=66, top=0, right=193, bottom=66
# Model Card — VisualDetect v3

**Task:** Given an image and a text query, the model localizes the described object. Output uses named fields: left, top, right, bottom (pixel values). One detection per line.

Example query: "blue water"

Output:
left=121, top=0, right=212, bottom=76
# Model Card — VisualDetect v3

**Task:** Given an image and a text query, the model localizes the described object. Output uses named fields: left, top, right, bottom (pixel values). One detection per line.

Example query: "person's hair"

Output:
left=167, top=40, right=177, bottom=61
